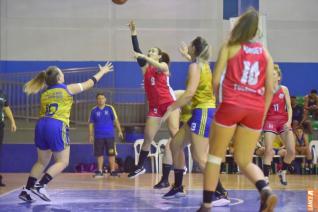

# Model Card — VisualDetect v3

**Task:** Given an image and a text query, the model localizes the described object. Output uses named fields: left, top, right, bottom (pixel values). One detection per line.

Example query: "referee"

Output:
left=0, top=89, right=17, bottom=186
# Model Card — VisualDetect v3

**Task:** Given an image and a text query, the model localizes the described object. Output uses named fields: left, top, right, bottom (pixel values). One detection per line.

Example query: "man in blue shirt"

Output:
left=89, top=92, right=123, bottom=178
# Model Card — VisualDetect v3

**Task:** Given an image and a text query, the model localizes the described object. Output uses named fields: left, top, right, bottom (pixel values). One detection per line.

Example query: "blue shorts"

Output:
left=187, top=108, right=215, bottom=138
left=35, top=117, right=70, bottom=152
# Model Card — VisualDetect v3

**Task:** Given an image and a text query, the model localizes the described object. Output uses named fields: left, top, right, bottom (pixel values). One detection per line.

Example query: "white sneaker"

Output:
left=18, top=187, right=35, bottom=202
left=183, top=167, right=187, bottom=175
left=30, top=184, right=51, bottom=201
left=277, top=170, right=287, bottom=185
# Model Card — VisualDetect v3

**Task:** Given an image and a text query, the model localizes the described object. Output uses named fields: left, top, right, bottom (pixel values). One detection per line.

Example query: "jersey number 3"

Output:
left=241, top=61, right=260, bottom=85
left=45, top=103, right=58, bottom=116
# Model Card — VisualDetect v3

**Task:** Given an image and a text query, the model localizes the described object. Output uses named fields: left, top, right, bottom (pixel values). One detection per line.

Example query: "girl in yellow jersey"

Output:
left=161, top=37, right=230, bottom=206
left=18, top=62, right=113, bottom=202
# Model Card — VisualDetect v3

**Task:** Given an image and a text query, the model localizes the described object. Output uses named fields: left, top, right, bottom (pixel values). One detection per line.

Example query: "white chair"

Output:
left=133, top=139, right=159, bottom=173
left=309, top=140, right=318, bottom=164
left=157, top=139, right=193, bottom=173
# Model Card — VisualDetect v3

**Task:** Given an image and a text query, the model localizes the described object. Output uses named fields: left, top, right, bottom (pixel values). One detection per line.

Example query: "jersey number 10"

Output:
left=241, top=61, right=260, bottom=86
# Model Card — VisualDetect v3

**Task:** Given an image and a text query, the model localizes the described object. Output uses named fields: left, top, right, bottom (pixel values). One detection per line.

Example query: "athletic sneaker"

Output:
left=197, top=204, right=211, bottom=212
left=128, top=167, right=146, bottom=179
left=18, top=187, right=35, bottom=202
left=110, top=171, right=120, bottom=177
left=30, top=184, right=50, bottom=201
left=277, top=170, right=287, bottom=185
left=153, top=179, right=170, bottom=189
left=93, top=171, right=104, bottom=179
left=212, top=191, right=231, bottom=207
left=30, top=183, right=51, bottom=202
left=259, top=188, right=277, bottom=212
left=162, top=185, right=186, bottom=199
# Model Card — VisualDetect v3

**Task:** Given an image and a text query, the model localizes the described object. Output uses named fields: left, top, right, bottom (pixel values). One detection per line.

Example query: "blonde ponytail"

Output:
left=24, top=71, right=46, bottom=95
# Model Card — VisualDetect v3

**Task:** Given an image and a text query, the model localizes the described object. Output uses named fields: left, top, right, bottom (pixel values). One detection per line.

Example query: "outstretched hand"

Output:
left=128, top=20, right=136, bottom=34
left=133, top=51, right=145, bottom=59
left=179, top=42, right=191, bottom=61
left=98, top=61, right=114, bottom=74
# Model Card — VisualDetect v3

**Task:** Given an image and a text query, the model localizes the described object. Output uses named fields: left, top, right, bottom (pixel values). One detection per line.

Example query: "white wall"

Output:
left=0, top=0, right=317, bottom=62
left=260, top=0, right=318, bottom=62
left=0, top=0, right=223, bottom=61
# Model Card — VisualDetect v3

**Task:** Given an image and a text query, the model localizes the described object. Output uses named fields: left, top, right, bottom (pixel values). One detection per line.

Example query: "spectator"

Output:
left=290, top=96, right=304, bottom=124
left=89, top=92, right=123, bottom=178
left=0, top=89, right=17, bottom=187
left=294, top=126, right=312, bottom=172
left=303, top=89, right=318, bottom=121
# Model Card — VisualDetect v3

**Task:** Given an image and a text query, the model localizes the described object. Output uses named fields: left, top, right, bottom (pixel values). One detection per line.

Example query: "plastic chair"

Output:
left=310, top=140, right=318, bottom=164
left=133, top=139, right=159, bottom=173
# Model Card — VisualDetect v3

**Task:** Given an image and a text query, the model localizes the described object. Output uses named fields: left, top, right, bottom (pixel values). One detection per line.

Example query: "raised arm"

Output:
left=67, top=62, right=113, bottom=95
left=129, top=20, right=147, bottom=73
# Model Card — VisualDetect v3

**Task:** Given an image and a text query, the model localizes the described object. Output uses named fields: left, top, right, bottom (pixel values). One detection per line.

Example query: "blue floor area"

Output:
left=0, top=189, right=306, bottom=212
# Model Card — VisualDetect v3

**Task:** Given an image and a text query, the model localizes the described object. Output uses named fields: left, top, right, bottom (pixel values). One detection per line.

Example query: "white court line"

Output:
left=0, top=187, right=22, bottom=198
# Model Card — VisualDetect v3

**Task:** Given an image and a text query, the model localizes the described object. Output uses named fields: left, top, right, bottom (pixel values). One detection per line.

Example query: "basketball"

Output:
left=112, top=0, right=127, bottom=5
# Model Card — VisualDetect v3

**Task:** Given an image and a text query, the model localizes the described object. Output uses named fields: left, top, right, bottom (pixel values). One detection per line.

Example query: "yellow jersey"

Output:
left=273, top=136, right=283, bottom=149
left=190, top=63, right=216, bottom=109
left=180, top=103, right=192, bottom=123
left=39, top=84, right=73, bottom=126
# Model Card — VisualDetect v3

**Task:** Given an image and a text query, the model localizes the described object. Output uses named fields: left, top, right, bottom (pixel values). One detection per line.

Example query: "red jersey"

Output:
left=266, top=86, right=288, bottom=121
left=144, top=65, right=175, bottom=106
left=221, top=42, right=267, bottom=111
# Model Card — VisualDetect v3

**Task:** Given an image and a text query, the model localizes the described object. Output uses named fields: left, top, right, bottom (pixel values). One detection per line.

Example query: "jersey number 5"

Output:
left=241, top=61, right=260, bottom=85
left=45, top=103, right=58, bottom=116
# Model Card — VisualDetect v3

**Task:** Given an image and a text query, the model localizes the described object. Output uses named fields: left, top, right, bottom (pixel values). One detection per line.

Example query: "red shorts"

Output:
left=263, top=118, right=289, bottom=134
left=147, top=101, right=174, bottom=118
left=214, top=103, right=264, bottom=130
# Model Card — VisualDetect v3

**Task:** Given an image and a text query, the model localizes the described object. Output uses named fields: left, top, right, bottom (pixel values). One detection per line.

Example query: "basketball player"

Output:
left=262, top=64, right=295, bottom=185
left=127, top=20, right=179, bottom=181
left=200, top=8, right=277, bottom=211
left=18, top=62, right=113, bottom=202
left=161, top=37, right=230, bottom=206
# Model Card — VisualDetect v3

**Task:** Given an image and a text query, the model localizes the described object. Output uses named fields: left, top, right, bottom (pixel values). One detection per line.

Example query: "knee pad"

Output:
left=207, top=154, right=222, bottom=165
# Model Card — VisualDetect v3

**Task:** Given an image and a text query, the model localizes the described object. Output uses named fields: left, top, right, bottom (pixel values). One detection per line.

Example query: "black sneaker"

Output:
left=153, top=179, right=170, bottom=189
left=93, top=171, right=104, bottom=179
left=128, top=167, right=146, bottom=179
left=212, top=191, right=231, bottom=207
left=197, top=204, right=211, bottom=212
left=18, top=187, right=35, bottom=202
left=30, top=184, right=50, bottom=201
left=259, top=188, right=277, bottom=212
left=162, top=185, right=186, bottom=199
left=110, top=171, right=120, bottom=177
left=277, top=170, right=287, bottom=185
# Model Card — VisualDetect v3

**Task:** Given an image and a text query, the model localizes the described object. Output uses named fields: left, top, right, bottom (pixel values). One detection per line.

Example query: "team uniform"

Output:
left=215, top=42, right=267, bottom=130
left=187, top=63, right=216, bottom=138
left=35, top=84, right=73, bottom=152
left=263, top=86, right=289, bottom=134
left=89, top=105, right=118, bottom=156
left=144, top=65, right=176, bottom=117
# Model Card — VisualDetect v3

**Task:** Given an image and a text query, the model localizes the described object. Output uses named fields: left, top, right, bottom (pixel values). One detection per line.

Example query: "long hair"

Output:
left=228, top=8, right=259, bottom=45
left=191, top=36, right=210, bottom=63
left=156, top=47, right=170, bottom=65
left=24, top=66, right=60, bottom=95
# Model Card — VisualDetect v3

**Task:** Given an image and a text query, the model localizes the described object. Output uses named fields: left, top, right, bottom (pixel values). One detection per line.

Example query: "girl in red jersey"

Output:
left=262, top=64, right=295, bottom=185
left=127, top=21, right=179, bottom=183
left=199, top=8, right=276, bottom=212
